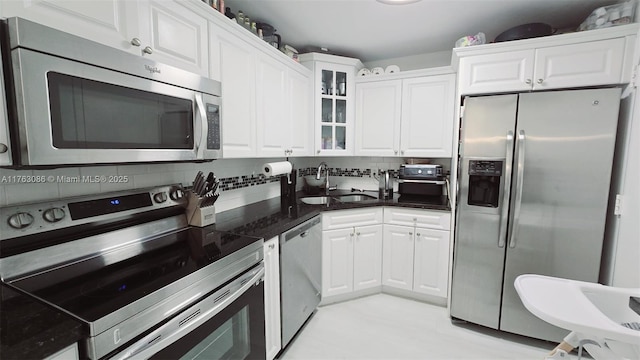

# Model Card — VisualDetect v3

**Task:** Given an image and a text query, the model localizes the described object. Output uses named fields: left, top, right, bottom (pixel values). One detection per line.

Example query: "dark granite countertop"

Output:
left=0, top=284, right=84, bottom=360
left=0, top=190, right=448, bottom=359
left=213, top=190, right=450, bottom=240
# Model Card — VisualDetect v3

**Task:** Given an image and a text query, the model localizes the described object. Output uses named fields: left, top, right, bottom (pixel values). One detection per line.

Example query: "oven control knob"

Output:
left=170, top=188, right=184, bottom=201
left=8, top=212, right=34, bottom=229
left=43, top=207, right=66, bottom=223
left=153, top=192, right=168, bottom=204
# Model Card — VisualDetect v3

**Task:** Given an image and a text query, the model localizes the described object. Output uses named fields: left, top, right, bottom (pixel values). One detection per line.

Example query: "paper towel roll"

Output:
left=262, top=161, right=293, bottom=176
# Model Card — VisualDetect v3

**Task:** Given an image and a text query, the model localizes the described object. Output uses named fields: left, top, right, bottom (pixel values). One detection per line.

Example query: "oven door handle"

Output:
left=113, top=265, right=265, bottom=360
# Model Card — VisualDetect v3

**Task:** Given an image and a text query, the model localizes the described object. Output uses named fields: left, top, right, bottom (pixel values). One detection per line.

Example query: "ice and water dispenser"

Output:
left=466, top=160, right=503, bottom=208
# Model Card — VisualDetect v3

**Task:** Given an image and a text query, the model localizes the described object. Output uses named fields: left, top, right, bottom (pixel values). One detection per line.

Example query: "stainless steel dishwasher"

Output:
left=279, top=215, right=322, bottom=348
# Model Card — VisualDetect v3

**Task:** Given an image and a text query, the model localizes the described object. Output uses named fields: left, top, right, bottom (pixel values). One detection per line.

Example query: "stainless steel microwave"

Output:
left=2, top=17, right=222, bottom=167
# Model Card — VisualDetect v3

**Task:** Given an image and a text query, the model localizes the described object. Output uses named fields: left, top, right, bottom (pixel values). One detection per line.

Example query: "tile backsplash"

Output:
left=0, top=157, right=450, bottom=211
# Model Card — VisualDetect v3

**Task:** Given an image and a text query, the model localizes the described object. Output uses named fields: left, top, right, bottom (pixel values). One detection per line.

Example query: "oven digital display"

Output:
left=68, top=193, right=153, bottom=220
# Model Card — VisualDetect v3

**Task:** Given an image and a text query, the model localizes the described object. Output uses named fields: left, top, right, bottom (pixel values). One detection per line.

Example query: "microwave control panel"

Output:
left=206, top=103, right=220, bottom=150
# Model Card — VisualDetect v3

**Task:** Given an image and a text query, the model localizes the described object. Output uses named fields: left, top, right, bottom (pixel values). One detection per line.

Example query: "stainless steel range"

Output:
left=0, top=185, right=265, bottom=359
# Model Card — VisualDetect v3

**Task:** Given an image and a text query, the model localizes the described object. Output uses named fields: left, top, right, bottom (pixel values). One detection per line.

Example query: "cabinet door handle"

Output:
left=409, top=232, right=413, bottom=236
left=143, top=46, right=153, bottom=55
left=317, top=150, right=321, bottom=154
left=401, top=150, right=405, bottom=155
left=416, top=233, right=421, bottom=237
left=269, top=244, right=275, bottom=249
left=0, top=143, right=7, bottom=153
left=131, top=38, right=142, bottom=47
left=356, top=232, right=361, bottom=236
left=394, top=150, right=398, bottom=155
left=525, top=79, right=532, bottom=85
left=536, top=78, right=543, bottom=84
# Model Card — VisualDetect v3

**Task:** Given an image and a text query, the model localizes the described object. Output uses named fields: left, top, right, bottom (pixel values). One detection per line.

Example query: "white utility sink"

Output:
left=515, top=274, right=640, bottom=359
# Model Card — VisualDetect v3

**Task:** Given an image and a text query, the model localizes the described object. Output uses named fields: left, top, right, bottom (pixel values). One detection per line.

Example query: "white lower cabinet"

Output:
left=382, top=208, right=451, bottom=299
left=321, top=208, right=383, bottom=301
left=320, top=207, right=450, bottom=304
left=382, top=225, right=449, bottom=298
left=263, top=237, right=281, bottom=360
left=353, top=225, right=383, bottom=291
left=381, top=225, right=414, bottom=291
left=413, top=228, right=450, bottom=297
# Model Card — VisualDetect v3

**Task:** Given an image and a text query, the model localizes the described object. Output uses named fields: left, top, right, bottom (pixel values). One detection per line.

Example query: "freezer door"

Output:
left=500, top=88, right=621, bottom=342
left=450, top=94, right=517, bottom=329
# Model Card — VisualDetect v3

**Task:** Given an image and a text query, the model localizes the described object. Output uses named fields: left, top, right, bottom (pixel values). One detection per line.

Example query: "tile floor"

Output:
left=280, top=294, right=578, bottom=360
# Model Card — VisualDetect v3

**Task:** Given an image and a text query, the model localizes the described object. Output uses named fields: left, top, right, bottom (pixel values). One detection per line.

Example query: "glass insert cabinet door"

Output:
left=320, top=68, right=349, bottom=151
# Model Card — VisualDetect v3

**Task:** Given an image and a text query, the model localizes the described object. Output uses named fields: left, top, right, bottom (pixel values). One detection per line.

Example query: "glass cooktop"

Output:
left=7, top=228, right=261, bottom=323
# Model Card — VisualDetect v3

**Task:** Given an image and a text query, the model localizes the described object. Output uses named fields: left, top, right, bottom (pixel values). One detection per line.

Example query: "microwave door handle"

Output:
left=194, top=94, right=207, bottom=158
left=508, top=130, right=526, bottom=249
left=113, top=266, right=265, bottom=360
left=498, top=131, right=514, bottom=248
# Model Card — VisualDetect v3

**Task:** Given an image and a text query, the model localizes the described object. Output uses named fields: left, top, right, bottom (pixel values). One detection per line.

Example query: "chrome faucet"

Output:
left=316, top=162, right=336, bottom=195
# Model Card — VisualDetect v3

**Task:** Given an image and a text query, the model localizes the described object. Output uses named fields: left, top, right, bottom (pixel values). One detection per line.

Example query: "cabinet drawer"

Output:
left=322, top=208, right=383, bottom=230
left=384, top=208, right=450, bottom=230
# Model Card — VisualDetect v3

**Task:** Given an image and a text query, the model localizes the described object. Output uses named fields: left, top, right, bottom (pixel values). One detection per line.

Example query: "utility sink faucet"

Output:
left=316, top=162, right=337, bottom=195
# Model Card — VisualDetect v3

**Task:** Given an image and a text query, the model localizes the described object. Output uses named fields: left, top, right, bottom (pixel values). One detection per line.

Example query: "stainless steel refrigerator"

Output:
left=450, top=88, right=621, bottom=342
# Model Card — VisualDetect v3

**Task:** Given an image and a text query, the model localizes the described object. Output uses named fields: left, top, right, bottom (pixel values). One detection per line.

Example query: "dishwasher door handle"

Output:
left=300, top=231, right=308, bottom=238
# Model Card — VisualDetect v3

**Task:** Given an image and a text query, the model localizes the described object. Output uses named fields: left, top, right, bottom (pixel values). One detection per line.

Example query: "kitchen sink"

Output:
left=333, top=194, right=377, bottom=203
left=300, top=196, right=332, bottom=205
left=300, top=193, right=377, bottom=205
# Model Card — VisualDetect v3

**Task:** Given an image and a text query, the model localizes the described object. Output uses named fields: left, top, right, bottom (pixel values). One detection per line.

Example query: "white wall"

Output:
left=611, top=92, right=640, bottom=288
left=0, top=158, right=284, bottom=212
left=601, top=20, right=640, bottom=288
left=363, top=50, right=452, bottom=72
left=0, top=156, right=445, bottom=213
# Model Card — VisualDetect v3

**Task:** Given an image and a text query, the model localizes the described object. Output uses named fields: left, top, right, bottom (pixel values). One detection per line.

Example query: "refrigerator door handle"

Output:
left=509, top=130, right=526, bottom=248
left=498, top=131, right=514, bottom=248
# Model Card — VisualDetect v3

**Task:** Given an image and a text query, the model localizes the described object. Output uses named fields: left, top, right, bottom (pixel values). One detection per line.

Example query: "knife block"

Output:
left=185, top=191, right=216, bottom=227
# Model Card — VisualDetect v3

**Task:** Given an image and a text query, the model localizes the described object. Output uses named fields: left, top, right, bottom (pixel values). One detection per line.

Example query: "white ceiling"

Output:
left=223, top=0, right=623, bottom=62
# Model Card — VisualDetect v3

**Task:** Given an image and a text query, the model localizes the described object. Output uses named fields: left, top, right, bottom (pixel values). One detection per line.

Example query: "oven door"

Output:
left=112, top=265, right=265, bottom=360
left=10, top=48, right=220, bottom=166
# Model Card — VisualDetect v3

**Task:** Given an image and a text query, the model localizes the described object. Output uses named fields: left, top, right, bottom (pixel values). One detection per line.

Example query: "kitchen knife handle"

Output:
left=498, top=131, right=514, bottom=248
left=508, top=130, right=526, bottom=249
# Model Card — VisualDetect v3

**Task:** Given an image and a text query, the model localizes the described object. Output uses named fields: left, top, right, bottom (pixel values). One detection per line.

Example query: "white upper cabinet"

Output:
left=355, top=80, right=402, bottom=157
left=454, top=24, right=638, bottom=95
left=400, top=74, right=455, bottom=158
left=458, top=50, right=534, bottom=94
left=0, top=0, right=137, bottom=52
left=288, top=69, right=313, bottom=157
left=532, top=38, right=625, bottom=90
left=137, top=0, right=209, bottom=76
left=1, top=0, right=210, bottom=76
left=299, top=53, right=363, bottom=156
left=256, top=54, right=313, bottom=158
left=355, top=70, right=455, bottom=158
left=256, top=54, right=289, bottom=157
left=215, top=31, right=257, bottom=158
left=209, top=15, right=311, bottom=159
